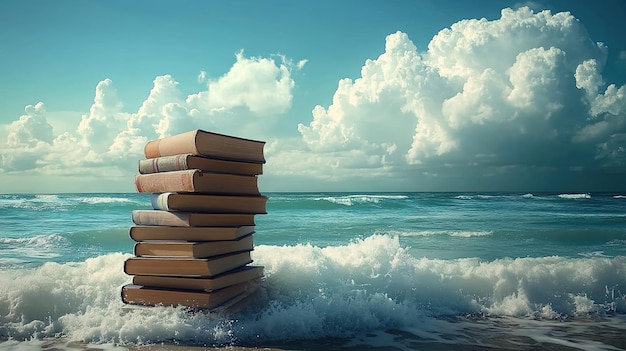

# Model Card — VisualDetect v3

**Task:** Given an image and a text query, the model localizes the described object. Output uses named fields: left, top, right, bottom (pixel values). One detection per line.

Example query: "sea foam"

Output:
left=558, top=193, right=591, bottom=199
left=1, top=234, right=624, bottom=346
left=317, top=194, right=408, bottom=206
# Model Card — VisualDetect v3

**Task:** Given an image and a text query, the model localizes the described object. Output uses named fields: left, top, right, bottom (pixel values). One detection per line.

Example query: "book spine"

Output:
left=144, top=130, right=199, bottom=159
left=135, top=170, right=196, bottom=193
left=138, top=154, right=189, bottom=174
left=144, top=140, right=161, bottom=159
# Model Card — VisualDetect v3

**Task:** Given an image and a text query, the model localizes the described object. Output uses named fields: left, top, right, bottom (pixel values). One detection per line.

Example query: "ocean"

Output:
left=1, top=192, right=625, bottom=350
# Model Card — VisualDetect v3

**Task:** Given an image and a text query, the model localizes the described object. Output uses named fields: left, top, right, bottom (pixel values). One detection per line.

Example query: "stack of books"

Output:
left=121, top=129, right=267, bottom=311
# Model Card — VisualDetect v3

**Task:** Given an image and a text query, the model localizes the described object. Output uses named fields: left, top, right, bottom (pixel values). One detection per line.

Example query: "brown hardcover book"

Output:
left=216, top=285, right=261, bottom=313
left=135, top=170, right=259, bottom=195
left=132, top=265, right=264, bottom=291
left=129, top=225, right=255, bottom=241
left=134, top=234, right=254, bottom=258
left=151, top=193, right=267, bottom=214
left=124, top=251, right=252, bottom=277
left=121, top=279, right=261, bottom=309
left=144, top=129, right=265, bottom=164
left=138, top=154, right=264, bottom=176
left=132, top=210, right=256, bottom=227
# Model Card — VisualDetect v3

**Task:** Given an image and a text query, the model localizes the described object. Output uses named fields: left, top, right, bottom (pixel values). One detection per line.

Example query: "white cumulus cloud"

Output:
left=296, top=7, right=626, bottom=188
left=1, top=51, right=301, bottom=178
left=187, top=51, right=296, bottom=116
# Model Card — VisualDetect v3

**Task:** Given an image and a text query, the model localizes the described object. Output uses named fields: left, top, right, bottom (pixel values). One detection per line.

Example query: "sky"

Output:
left=1, top=0, right=625, bottom=193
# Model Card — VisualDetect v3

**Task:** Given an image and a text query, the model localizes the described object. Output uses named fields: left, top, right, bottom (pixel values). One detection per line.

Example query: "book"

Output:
left=129, top=225, right=255, bottom=241
left=151, top=193, right=268, bottom=214
left=144, top=129, right=265, bottom=164
left=121, top=279, right=261, bottom=309
left=131, top=210, right=256, bottom=227
left=124, top=251, right=252, bottom=277
left=134, top=234, right=254, bottom=258
left=135, top=170, right=260, bottom=195
left=215, top=285, right=260, bottom=313
left=132, top=265, right=264, bottom=291
left=138, top=154, right=264, bottom=176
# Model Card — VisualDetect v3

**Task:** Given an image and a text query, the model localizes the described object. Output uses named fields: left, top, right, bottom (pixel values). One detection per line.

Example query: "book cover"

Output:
left=132, top=265, right=264, bottom=291
left=121, top=279, right=261, bottom=309
left=133, top=234, right=254, bottom=258
left=124, top=251, right=253, bottom=277
left=138, top=154, right=264, bottom=175
left=131, top=210, right=256, bottom=227
left=135, top=170, right=260, bottom=195
left=129, top=225, right=255, bottom=241
left=151, top=193, right=268, bottom=214
left=144, top=129, right=265, bottom=163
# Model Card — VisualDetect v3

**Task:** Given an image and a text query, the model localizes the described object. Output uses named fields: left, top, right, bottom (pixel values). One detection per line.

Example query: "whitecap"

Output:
left=79, top=196, right=134, bottom=205
left=393, top=230, right=494, bottom=238
left=558, top=193, right=591, bottom=199
left=318, top=194, right=408, bottom=206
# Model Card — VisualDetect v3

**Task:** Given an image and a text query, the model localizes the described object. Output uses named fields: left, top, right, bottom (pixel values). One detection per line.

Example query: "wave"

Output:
left=0, top=234, right=67, bottom=262
left=455, top=195, right=483, bottom=200
left=33, top=194, right=60, bottom=201
left=393, top=230, right=494, bottom=238
left=454, top=194, right=535, bottom=200
left=0, top=234, right=68, bottom=247
left=317, top=194, right=409, bottom=206
left=77, top=196, right=136, bottom=205
left=451, top=193, right=611, bottom=202
left=0, top=230, right=132, bottom=267
left=0, top=193, right=148, bottom=211
left=558, top=193, right=591, bottom=199
left=1, top=234, right=624, bottom=345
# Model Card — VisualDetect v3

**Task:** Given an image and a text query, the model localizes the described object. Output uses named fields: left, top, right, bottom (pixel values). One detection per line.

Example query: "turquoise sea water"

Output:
left=1, top=192, right=625, bottom=350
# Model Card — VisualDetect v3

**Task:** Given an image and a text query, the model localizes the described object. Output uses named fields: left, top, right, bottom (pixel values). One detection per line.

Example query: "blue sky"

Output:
left=1, top=0, right=625, bottom=193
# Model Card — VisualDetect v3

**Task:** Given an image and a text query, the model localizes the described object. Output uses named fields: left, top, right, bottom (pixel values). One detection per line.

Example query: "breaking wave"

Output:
left=1, top=234, right=624, bottom=346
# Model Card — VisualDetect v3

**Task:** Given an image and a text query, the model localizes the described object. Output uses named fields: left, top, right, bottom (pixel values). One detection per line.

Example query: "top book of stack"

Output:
left=139, top=130, right=265, bottom=176
left=144, top=129, right=265, bottom=164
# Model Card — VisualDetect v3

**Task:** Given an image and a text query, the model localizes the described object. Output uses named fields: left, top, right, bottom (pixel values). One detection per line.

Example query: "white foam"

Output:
left=393, top=230, right=494, bottom=238
left=0, top=234, right=67, bottom=247
left=78, top=197, right=134, bottom=205
left=1, top=235, right=625, bottom=346
left=0, top=197, right=63, bottom=210
left=317, top=194, right=408, bottom=206
left=558, top=193, right=591, bottom=199
left=33, top=194, right=60, bottom=201
left=0, top=235, right=67, bottom=260
left=0, top=194, right=144, bottom=211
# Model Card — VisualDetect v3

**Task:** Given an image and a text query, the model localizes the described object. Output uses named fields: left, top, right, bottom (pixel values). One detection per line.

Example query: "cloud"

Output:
left=1, top=103, right=54, bottom=172
left=2, top=7, right=625, bottom=191
left=197, top=70, right=207, bottom=83
left=187, top=51, right=296, bottom=116
left=0, top=51, right=300, bottom=178
left=296, top=7, right=626, bottom=189
left=76, top=79, right=127, bottom=153
left=6, top=102, right=53, bottom=147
